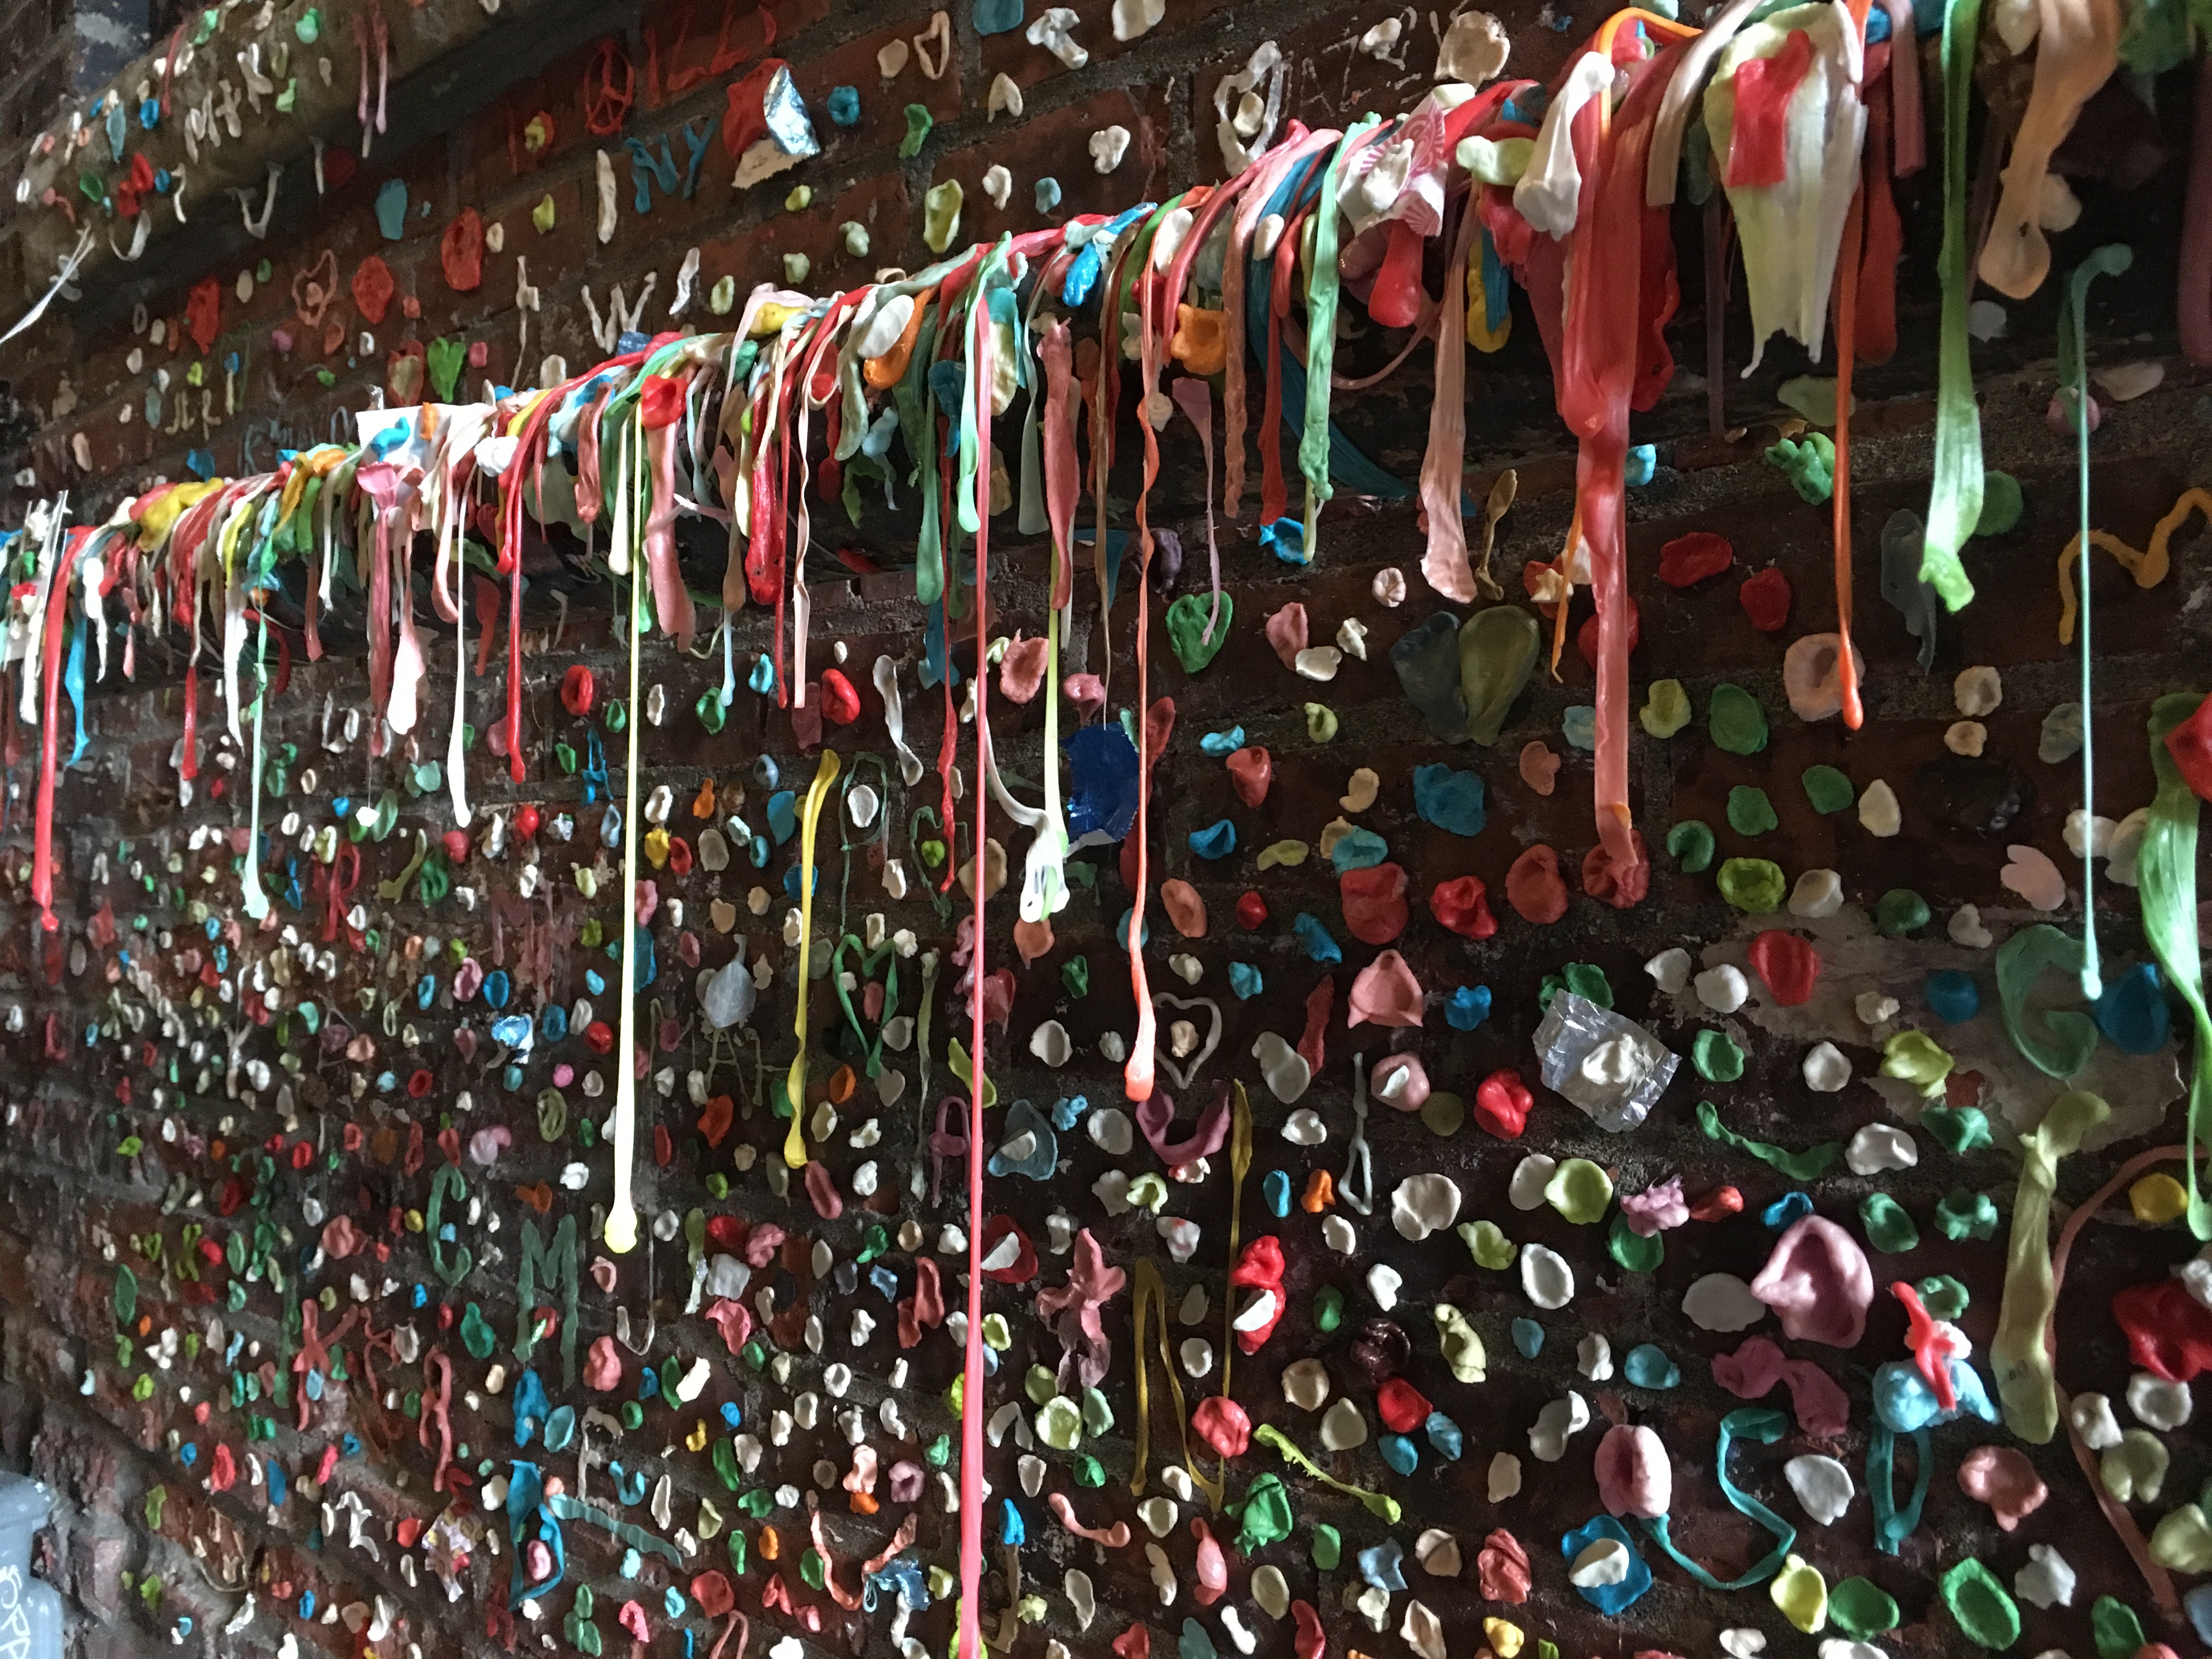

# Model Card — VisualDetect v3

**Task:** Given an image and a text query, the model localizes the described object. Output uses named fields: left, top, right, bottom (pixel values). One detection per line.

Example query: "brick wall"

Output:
left=0, top=3, right=2208, bottom=1659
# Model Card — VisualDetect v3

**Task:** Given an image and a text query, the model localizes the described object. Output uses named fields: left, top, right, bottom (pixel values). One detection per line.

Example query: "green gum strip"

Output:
left=1638, top=1407, right=1795, bottom=1589
left=1299, top=119, right=1382, bottom=554
left=955, top=238, right=1016, bottom=538
left=1252, top=1425, right=1400, bottom=1521
left=1867, top=1425, right=1933, bottom=1554
left=1919, top=0, right=1987, bottom=610
left=1994, top=923, right=2100, bottom=1076
left=1990, top=1090, right=2109, bottom=1443
left=1696, top=1101, right=1840, bottom=1181
left=2142, top=693, right=2212, bottom=1239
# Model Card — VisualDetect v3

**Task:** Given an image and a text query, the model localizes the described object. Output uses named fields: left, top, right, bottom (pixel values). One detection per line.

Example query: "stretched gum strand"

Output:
left=2042, top=1141, right=2203, bottom=1627
left=2054, top=488, right=2212, bottom=644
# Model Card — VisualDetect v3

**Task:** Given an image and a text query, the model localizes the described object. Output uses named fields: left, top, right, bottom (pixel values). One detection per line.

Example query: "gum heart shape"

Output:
left=1460, top=605, right=1541, bottom=746
left=1165, top=592, right=1235, bottom=674
left=1341, top=863, right=1410, bottom=945
left=1150, top=997, right=1223, bottom=1090
left=1957, top=1444, right=2046, bottom=1530
left=1749, top=1217, right=1873, bottom=1347
left=1593, top=1424, right=1671, bottom=1519
left=426, top=335, right=467, bottom=402
left=1225, top=746, right=1272, bottom=807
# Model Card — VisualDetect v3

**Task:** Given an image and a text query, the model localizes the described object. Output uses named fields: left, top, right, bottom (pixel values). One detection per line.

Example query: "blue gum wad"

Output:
left=2096, top=962, right=2171, bottom=1053
left=1414, top=764, right=1486, bottom=836
left=1293, top=914, right=1342, bottom=963
left=1329, top=828, right=1389, bottom=872
left=987, top=1099, right=1057, bottom=1180
left=1925, top=969, right=1980, bottom=1023
left=1189, top=820, right=1238, bottom=860
left=1561, top=1516, right=1654, bottom=1612
left=1447, top=985, right=1493, bottom=1030
left=1874, top=1357, right=1998, bottom=1432
left=1065, top=724, right=1140, bottom=842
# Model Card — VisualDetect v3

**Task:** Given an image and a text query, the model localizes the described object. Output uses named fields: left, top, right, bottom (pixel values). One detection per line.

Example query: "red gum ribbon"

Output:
left=1556, top=32, right=1689, bottom=901
left=31, top=529, right=89, bottom=932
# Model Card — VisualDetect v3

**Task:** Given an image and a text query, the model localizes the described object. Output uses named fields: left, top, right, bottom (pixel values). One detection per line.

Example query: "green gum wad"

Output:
left=1434, top=1304, right=1487, bottom=1381
left=1859, top=1192, right=1920, bottom=1253
left=1938, top=1558, right=2021, bottom=1650
left=1667, top=820, right=1716, bottom=872
left=1727, top=785, right=1779, bottom=836
left=1880, top=1030, right=1954, bottom=1096
left=1934, top=1189, right=2000, bottom=1241
left=1717, top=857, right=1786, bottom=913
left=2091, top=1596, right=2147, bottom=1659
left=1693, top=1030, right=1746, bottom=1082
left=1539, top=962, right=1612, bottom=1010
left=1607, top=1211, right=1663, bottom=1273
left=1828, top=1576, right=1900, bottom=1637
left=1996, top=922, right=2101, bottom=1077
left=1543, top=1158, right=1613, bottom=1223
left=1922, top=1105, right=1991, bottom=1153
left=922, top=179, right=963, bottom=253
left=1460, top=605, right=1541, bottom=746
left=1314, top=1286, right=1345, bottom=1333
left=1310, top=1522, right=1342, bottom=1571
left=1874, top=888, right=1931, bottom=936
left=1305, top=703, right=1339, bottom=741
left=1640, top=678, right=1691, bottom=737
left=1918, top=1274, right=1970, bottom=1317
left=2101, top=1431, right=2168, bottom=1503
left=1708, top=683, right=1769, bottom=754
left=1459, top=1219, right=1515, bottom=1269
left=2149, top=1504, right=2212, bottom=1573
left=1234, top=1473, right=1294, bottom=1552
left=1165, top=592, right=1235, bottom=674
left=1802, top=764, right=1855, bottom=814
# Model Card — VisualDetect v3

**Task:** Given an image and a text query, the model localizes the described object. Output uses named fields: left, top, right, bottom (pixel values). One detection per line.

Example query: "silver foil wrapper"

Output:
left=1532, top=991, right=1678, bottom=1132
